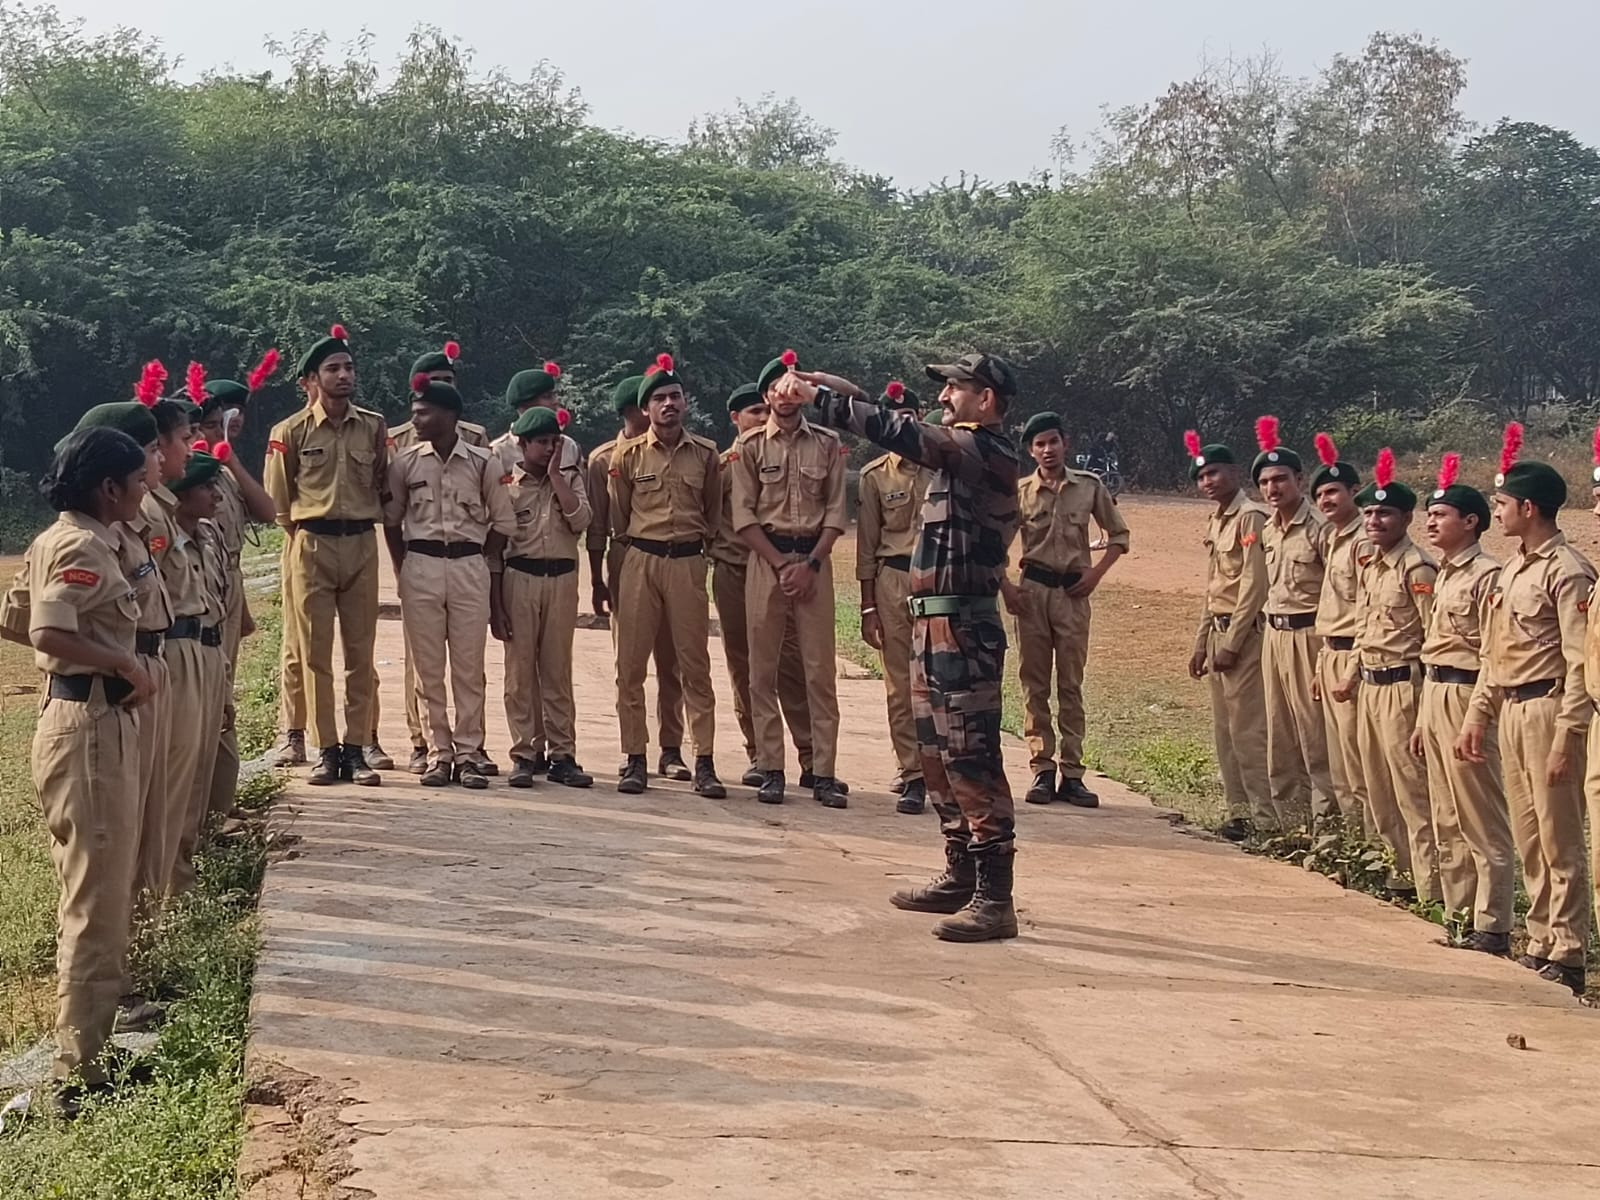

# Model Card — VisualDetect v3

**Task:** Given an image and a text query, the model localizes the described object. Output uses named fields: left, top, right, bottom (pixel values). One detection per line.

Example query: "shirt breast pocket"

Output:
left=1289, top=548, right=1321, bottom=587
left=1510, top=591, right=1558, bottom=646
left=799, top=464, right=829, bottom=500
left=346, top=446, right=377, bottom=492
left=514, top=504, right=536, bottom=528
left=882, top=488, right=914, bottom=532
left=1444, top=598, right=1477, bottom=638
left=671, top=463, right=706, bottom=501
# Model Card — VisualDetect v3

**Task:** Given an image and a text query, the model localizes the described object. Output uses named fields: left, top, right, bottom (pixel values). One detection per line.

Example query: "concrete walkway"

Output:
left=244, top=573, right=1600, bottom=1199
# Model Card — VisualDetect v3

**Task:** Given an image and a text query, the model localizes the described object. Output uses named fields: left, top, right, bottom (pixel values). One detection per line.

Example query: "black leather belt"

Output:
left=506, top=557, right=577, bottom=578
left=767, top=532, right=820, bottom=555
left=1022, top=564, right=1083, bottom=590
left=299, top=519, right=374, bottom=536
left=1360, top=665, right=1413, bottom=686
left=406, top=540, right=483, bottom=559
left=134, top=631, right=163, bottom=657
left=1326, top=636, right=1355, bottom=652
left=48, top=673, right=133, bottom=705
left=1507, top=678, right=1559, bottom=703
left=630, top=538, right=704, bottom=559
left=167, top=617, right=223, bottom=647
left=880, top=554, right=912, bottom=573
left=1210, top=614, right=1232, bottom=631
left=1268, top=612, right=1317, bottom=631
left=1425, top=664, right=1479, bottom=686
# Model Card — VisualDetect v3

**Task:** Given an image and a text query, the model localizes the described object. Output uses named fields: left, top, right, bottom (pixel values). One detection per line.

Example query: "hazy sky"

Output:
left=54, top=0, right=1600, bottom=187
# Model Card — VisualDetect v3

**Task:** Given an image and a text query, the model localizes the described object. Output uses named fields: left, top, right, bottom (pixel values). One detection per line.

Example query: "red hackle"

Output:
left=1592, top=424, right=1600, bottom=466
left=885, top=380, right=905, bottom=401
left=410, top=373, right=430, bottom=394
left=1499, top=422, right=1524, bottom=475
left=215, top=441, right=233, bottom=464
left=185, top=361, right=207, bottom=406
left=1183, top=429, right=1202, bottom=459
left=247, top=348, right=280, bottom=393
left=780, top=349, right=798, bottom=368
left=1437, top=452, right=1461, bottom=490
left=135, top=360, right=167, bottom=407
left=655, top=353, right=675, bottom=374
left=329, top=323, right=347, bottom=341
left=557, top=408, right=571, bottom=429
left=191, top=439, right=210, bottom=454
left=544, top=360, right=562, bottom=379
left=1314, top=432, right=1338, bottom=467
left=443, top=340, right=461, bottom=361
left=1375, top=447, right=1396, bottom=490
left=1254, top=415, right=1280, bottom=454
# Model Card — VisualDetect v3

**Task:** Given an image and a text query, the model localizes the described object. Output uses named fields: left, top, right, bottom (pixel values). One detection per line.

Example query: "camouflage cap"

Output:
left=924, top=352, right=1018, bottom=398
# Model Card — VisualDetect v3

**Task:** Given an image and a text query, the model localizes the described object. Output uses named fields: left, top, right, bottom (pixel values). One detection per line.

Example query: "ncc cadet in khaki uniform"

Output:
left=1004, top=410, right=1128, bottom=810
left=264, top=324, right=389, bottom=787
left=732, top=351, right=848, bottom=808
left=14, top=427, right=156, bottom=1114
left=1460, top=434, right=1593, bottom=996
left=856, top=381, right=932, bottom=813
left=1416, top=459, right=1513, bottom=953
left=1250, top=417, right=1337, bottom=831
left=1333, top=453, right=1440, bottom=901
left=1184, top=434, right=1273, bottom=842
left=712, top=382, right=819, bottom=790
left=1307, top=435, right=1371, bottom=832
left=609, top=354, right=726, bottom=797
left=383, top=377, right=516, bottom=788
left=491, top=404, right=594, bottom=788
left=376, top=342, right=492, bottom=775
left=492, top=362, right=582, bottom=478
left=587, top=374, right=690, bottom=779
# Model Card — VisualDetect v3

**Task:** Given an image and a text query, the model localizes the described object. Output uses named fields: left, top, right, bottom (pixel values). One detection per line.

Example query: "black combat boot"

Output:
left=308, top=745, right=342, bottom=786
left=934, top=851, right=1019, bottom=942
left=757, top=770, right=785, bottom=805
left=889, top=839, right=976, bottom=914
left=1539, top=960, right=1586, bottom=996
left=1024, top=769, right=1056, bottom=805
left=657, top=747, right=692, bottom=781
left=342, top=744, right=381, bottom=786
left=693, top=756, right=727, bottom=799
left=895, top=776, right=927, bottom=815
left=407, top=743, right=429, bottom=774
left=740, top=761, right=765, bottom=787
left=507, top=758, right=538, bottom=789
left=548, top=757, right=594, bottom=789
left=528, top=750, right=551, bottom=775
left=1453, top=930, right=1511, bottom=957
left=420, top=759, right=452, bottom=787
left=799, top=767, right=849, bottom=794
left=617, top=755, right=648, bottom=794
left=1056, top=776, right=1100, bottom=808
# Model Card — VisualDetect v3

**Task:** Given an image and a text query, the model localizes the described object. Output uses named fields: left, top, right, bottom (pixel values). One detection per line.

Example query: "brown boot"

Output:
left=890, top=839, right=975, bottom=914
left=934, top=851, right=1019, bottom=942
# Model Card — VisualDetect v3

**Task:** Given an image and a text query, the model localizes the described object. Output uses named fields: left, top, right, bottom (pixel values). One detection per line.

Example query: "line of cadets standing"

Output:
left=1190, top=418, right=1600, bottom=998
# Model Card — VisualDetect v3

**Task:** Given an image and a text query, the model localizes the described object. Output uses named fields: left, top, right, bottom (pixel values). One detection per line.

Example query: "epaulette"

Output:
left=687, top=432, right=719, bottom=453
left=861, top=453, right=891, bottom=476
left=463, top=441, right=493, bottom=462
left=734, top=426, right=764, bottom=448
left=387, top=420, right=415, bottom=439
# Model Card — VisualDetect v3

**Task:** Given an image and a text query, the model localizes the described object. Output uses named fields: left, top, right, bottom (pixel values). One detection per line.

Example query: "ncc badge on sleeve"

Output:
left=60, top=569, right=99, bottom=587
left=268, top=439, right=287, bottom=456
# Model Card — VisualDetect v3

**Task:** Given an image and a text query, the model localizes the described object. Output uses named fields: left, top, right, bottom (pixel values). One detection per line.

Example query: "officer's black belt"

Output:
left=406, top=540, right=483, bottom=559
left=166, top=617, right=224, bottom=647
left=1425, top=664, right=1479, bottom=686
left=1360, top=665, right=1412, bottom=686
left=907, top=594, right=999, bottom=619
left=1022, top=564, right=1083, bottom=590
left=1267, top=612, right=1317, bottom=631
left=767, top=532, right=820, bottom=555
left=879, top=555, right=912, bottom=573
left=134, top=631, right=164, bottom=657
left=48, top=673, right=133, bottom=705
left=630, top=538, right=704, bottom=559
left=1506, top=678, right=1559, bottom=703
left=1209, top=614, right=1232, bottom=631
left=1325, top=636, right=1356, bottom=652
left=506, top=557, right=577, bottom=578
left=299, top=518, right=374, bottom=536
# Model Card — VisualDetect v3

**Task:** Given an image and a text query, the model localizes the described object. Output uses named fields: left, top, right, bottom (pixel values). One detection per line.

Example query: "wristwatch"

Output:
left=806, top=556, right=822, bottom=573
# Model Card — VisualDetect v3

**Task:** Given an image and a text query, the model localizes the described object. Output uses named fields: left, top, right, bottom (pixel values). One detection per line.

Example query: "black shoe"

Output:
left=455, top=762, right=489, bottom=790
left=364, top=742, right=396, bottom=771
left=465, top=748, right=499, bottom=777
left=934, top=850, right=1018, bottom=942
left=548, top=756, right=594, bottom=789
left=658, top=748, right=692, bottom=781
left=758, top=770, right=786, bottom=805
left=812, top=775, right=848, bottom=809
left=1517, top=953, right=1552, bottom=973
left=1024, top=770, right=1056, bottom=805
left=529, top=751, right=551, bottom=775
left=407, top=744, right=429, bottom=774
left=1538, top=960, right=1586, bottom=996
left=342, top=744, right=381, bottom=786
left=308, top=746, right=342, bottom=786
left=508, top=758, right=537, bottom=789
left=693, top=756, right=727, bottom=799
left=740, top=762, right=765, bottom=788
left=896, top=777, right=927, bottom=815
left=799, top=768, right=849, bottom=794
left=890, top=777, right=907, bottom=796
left=618, top=755, right=648, bottom=794
left=421, top=762, right=452, bottom=787
left=1453, top=930, right=1511, bottom=957
left=1057, top=776, right=1100, bottom=808
left=1218, top=817, right=1250, bottom=843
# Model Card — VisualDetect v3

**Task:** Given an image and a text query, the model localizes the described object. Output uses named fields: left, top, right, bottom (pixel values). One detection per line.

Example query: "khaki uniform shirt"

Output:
left=1262, top=499, right=1330, bottom=616
left=711, top=447, right=751, bottom=567
left=1421, top=544, right=1499, bottom=671
left=1474, top=532, right=1595, bottom=737
left=382, top=437, right=517, bottom=545
left=1195, top=492, right=1268, bottom=655
left=608, top=427, right=721, bottom=543
left=1315, top=515, right=1370, bottom=641
left=1353, top=537, right=1437, bottom=668
left=126, top=490, right=177, bottom=633
left=265, top=401, right=389, bottom=525
left=389, top=418, right=488, bottom=453
left=500, top=461, right=591, bottom=562
left=199, top=520, right=230, bottom=630
left=166, top=515, right=224, bottom=621
left=1015, top=467, right=1130, bottom=575
left=730, top=416, right=847, bottom=539
left=213, top=471, right=248, bottom=567
left=586, top=435, right=626, bottom=555
left=855, top=453, right=930, bottom=581
left=25, top=512, right=141, bottom=675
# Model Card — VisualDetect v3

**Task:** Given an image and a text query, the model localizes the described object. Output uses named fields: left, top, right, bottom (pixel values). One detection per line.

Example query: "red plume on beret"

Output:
left=329, top=323, right=348, bottom=341
left=410, top=372, right=430, bottom=394
left=1314, top=432, right=1338, bottom=467
left=191, top=439, right=210, bottom=454
left=443, top=340, right=461, bottom=362
left=1498, top=422, right=1524, bottom=476
left=1437, top=452, right=1461, bottom=490
left=1183, top=430, right=1202, bottom=459
left=1375, top=447, right=1395, bottom=490
left=557, top=408, right=571, bottom=429
left=185, top=361, right=207, bottom=406
left=654, top=352, right=675, bottom=375
left=1254, top=415, right=1279, bottom=454
left=1592, top=423, right=1600, bottom=467
left=214, top=441, right=233, bottom=463
left=135, top=360, right=167, bottom=407
left=780, top=349, right=798, bottom=368
left=544, top=360, right=562, bottom=379
left=885, top=380, right=904, bottom=400
left=247, top=348, right=280, bottom=393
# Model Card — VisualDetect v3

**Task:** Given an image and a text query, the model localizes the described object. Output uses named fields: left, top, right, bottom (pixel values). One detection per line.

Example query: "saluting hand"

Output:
left=788, top=370, right=870, bottom=402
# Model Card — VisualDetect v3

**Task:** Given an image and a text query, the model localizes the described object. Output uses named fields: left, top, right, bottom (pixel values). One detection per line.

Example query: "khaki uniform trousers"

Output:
left=1315, top=647, right=1368, bottom=832
left=206, top=563, right=245, bottom=822
left=746, top=556, right=839, bottom=776
left=288, top=528, right=379, bottom=748
left=1355, top=672, right=1441, bottom=900
left=1504, top=694, right=1589, bottom=967
left=278, top=538, right=307, bottom=731
left=1262, top=626, right=1337, bottom=828
left=608, top=539, right=685, bottom=750
left=615, top=549, right=716, bottom=756
left=503, top=567, right=580, bottom=760
left=398, top=552, right=490, bottom=765
left=712, top=559, right=813, bottom=767
left=1202, top=622, right=1273, bottom=828
left=1419, top=678, right=1513, bottom=932
left=34, top=684, right=141, bottom=1086
left=170, top=641, right=229, bottom=894
left=129, top=652, right=171, bottom=904
left=1017, top=579, right=1091, bottom=779
left=875, top=564, right=921, bottom=783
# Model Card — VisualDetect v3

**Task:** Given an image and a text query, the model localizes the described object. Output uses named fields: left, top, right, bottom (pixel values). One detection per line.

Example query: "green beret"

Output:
left=1021, top=411, right=1064, bottom=444
left=1188, top=443, right=1236, bottom=481
left=512, top=406, right=560, bottom=439
left=612, top=374, right=646, bottom=414
left=411, top=351, right=449, bottom=377
left=728, top=382, right=762, bottom=414
left=74, top=402, right=159, bottom=447
left=197, top=379, right=248, bottom=419
left=412, top=381, right=463, bottom=413
left=1309, top=462, right=1361, bottom=493
left=756, top=350, right=798, bottom=398
left=1428, top=483, right=1491, bottom=529
left=1496, top=461, right=1567, bottom=511
left=297, top=324, right=352, bottom=379
left=638, top=354, right=682, bottom=406
left=879, top=382, right=920, bottom=411
left=1251, top=447, right=1304, bottom=481
left=1355, top=479, right=1418, bottom=512
left=171, top=449, right=223, bottom=494
left=505, top=362, right=562, bottom=409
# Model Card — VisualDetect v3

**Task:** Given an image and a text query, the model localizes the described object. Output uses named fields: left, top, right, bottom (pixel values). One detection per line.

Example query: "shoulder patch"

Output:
left=268, top=439, right=287, bottom=455
left=501, top=473, right=514, bottom=485
left=60, top=568, right=99, bottom=587
left=1410, top=581, right=1434, bottom=595
left=149, top=536, right=168, bottom=553
left=839, top=444, right=849, bottom=456
left=1241, top=532, right=1258, bottom=547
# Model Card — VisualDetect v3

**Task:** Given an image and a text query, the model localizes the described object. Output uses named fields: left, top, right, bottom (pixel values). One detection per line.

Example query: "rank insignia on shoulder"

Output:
left=149, top=536, right=168, bottom=553
left=1241, top=532, right=1257, bottom=547
left=1359, top=555, right=1373, bottom=567
left=1410, top=582, right=1433, bottom=595
left=60, top=569, right=99, bottom=587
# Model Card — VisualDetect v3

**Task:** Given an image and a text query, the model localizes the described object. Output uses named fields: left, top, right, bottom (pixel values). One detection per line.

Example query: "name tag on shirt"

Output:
left=634, top=473, right=657, bottom=483
left=886, top=491, right=909, bottom=503
left=408, top=480, right=428, bottom=491
left=302, top=446, right=327, bottom=460
left=759, top=464, right=782, bottom=476
left=133, top=562, right=156, bottom=580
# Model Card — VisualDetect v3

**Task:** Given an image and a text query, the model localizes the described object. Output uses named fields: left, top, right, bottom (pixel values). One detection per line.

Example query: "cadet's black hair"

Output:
left=42, top=427, right=147, bottom=514
left=1533, top=500, right=1561, bottom=521
left=151, top=398, right=196, bottom=437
